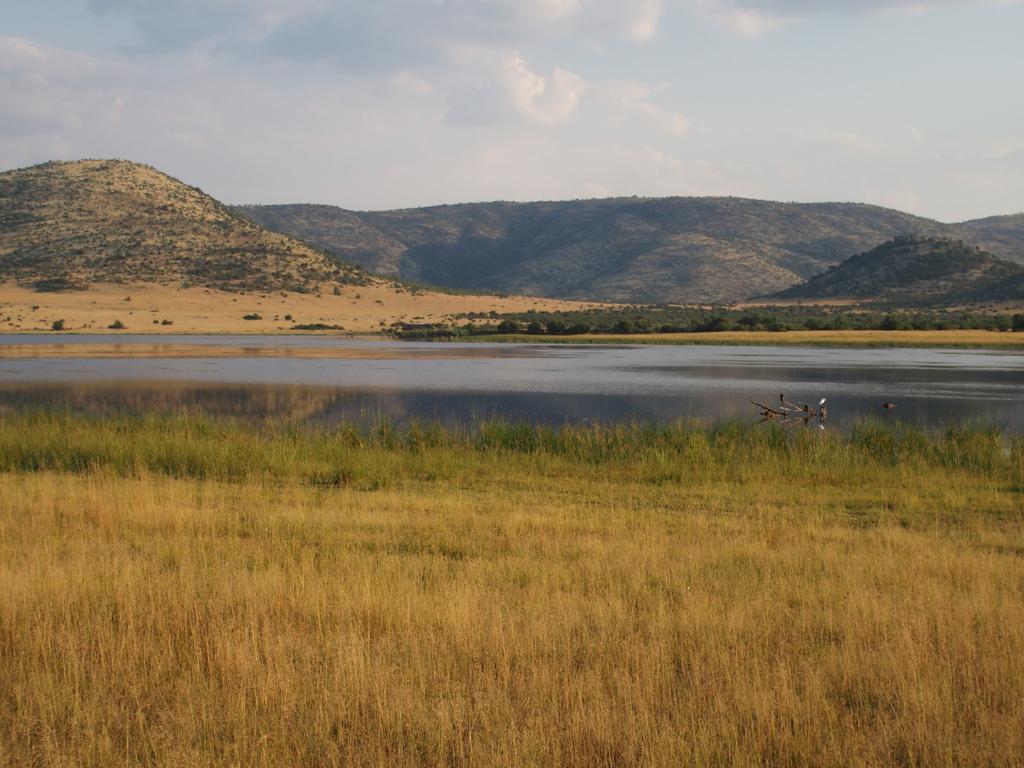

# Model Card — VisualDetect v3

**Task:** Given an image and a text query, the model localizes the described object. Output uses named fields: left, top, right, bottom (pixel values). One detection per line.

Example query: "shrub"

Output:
left=242, top=313, right=262, bottom=321
left=108, top=320, right=126, bottom=330
left=612, top=320, right=634, bottom=334
left=50, top=319, right=65, bottom=331
left=291, top=323, right=345, bottom=331
left=32, top=276, right=88, bottom=292
left=497, top=320, right=521, bottom=334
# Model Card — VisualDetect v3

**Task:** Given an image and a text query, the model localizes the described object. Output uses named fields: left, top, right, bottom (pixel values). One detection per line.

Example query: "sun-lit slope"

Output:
left=0, top=280, right=600, bottom=334
left=773, top=236, right=1024, bottom=306
left=0, top=160, right=371, bottom=293
left=238, top=197, right=967, bottom=304
left=953, top=212, right=1024, bottom=262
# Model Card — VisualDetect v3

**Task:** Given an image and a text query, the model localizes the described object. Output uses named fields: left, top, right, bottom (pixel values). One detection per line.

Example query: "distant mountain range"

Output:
left=770, top=236, right=1024, bottom=307
left=237, top=199, right=1024, bottom=304
left=2, top=159, right=1022, bottom=308
left=0, top=160, right=373, bottom=293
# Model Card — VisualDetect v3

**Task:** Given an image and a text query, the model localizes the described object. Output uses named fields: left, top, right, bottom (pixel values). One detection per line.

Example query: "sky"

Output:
left=1, top=1, right=1022, bottom=221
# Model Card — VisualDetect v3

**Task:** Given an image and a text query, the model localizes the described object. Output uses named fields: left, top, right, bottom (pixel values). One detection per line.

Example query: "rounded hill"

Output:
left=773, top=236, right=1024, bottom=306
left=0, top=159, right=371, bottom=293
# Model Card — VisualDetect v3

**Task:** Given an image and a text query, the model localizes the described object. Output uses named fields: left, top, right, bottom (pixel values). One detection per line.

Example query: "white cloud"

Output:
left=511, top=0, right=584, bottom=22
left=686, top=1, right=782, bottom=36
left=0, top=37, right=118, bottom=139
left=0, top=36, right=97, bottom=82
left=687, top=0, right=1022, bottom=37
left=637, top=145, right=684, bottom=173
left=500, top=53, right=585, bottom=124
left=4, top=0, right=1023, bottom=222
left=878, top=180, right=923, bottom=212
left=623, top=0, right=664, bottom=41
left=87, top=0, right=664, bottom=68
left=446, top=51, right=585, bottom=125
left=390, top=71, right=434, bottom=96
left=595, top=81, right=690, bottom=137
left=796, top=127, right=883, bottom=153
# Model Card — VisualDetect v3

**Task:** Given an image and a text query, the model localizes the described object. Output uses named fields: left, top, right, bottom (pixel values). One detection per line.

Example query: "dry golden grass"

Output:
left=0, top=343, right=533, bottom=360
left=1, top=417, right=1022, bottom=766
left=0, top=282, right=598, bottom=335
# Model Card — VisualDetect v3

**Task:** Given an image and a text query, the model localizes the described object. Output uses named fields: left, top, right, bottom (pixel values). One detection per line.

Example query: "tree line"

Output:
left=390, top=307, right=1024, bottom=338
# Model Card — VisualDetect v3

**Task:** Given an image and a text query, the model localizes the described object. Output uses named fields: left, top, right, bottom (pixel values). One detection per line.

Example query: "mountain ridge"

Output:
left=238, top=198, right=1024, bottom=304
left=4, top=158, right=1023, bottom=307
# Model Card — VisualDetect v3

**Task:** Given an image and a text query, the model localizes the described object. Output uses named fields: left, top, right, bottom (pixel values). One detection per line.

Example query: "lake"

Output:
left=0, top=335, right=1022, bottom=431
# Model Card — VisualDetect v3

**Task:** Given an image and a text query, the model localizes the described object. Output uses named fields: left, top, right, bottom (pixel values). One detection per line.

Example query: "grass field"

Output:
left=1, top=415, right=1023, bottom=766
left=0, top=282, right=599, bottom=335
left=479, top=329, right=1024, bottom=349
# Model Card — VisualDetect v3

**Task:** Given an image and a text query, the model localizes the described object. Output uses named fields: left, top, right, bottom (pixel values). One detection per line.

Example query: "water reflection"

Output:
left=753, top=395, right=829, bottom=429
left=0, top=381, right=1019, bottom=433
left=0, top=339, right=1020, bottom=431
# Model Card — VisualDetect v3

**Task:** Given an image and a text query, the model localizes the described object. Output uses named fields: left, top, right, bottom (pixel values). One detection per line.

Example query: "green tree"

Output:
left=546, top=320, right=566, bottom=335
left=497, top=320, right=521, bottom=334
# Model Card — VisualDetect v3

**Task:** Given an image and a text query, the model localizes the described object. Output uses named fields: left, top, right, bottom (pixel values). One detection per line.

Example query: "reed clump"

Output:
left=1, top=414, right=1022, bottom=766
left=0, top=411, right=1019, bottom=484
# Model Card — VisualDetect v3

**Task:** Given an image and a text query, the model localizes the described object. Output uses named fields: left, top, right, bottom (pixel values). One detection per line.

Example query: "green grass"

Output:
left=0, top=412, right=1020, bottom=494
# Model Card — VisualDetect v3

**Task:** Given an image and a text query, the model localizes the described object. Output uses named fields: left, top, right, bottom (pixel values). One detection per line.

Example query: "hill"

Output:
left=0, top=160, right=601, bottom=333
left=771, top=236, right=1024, bottom=307
left=0, top=160, right=371, bottom=293
left=953, top=213, right=1024, bottom=259
left=236, top=198, right=1024, bottom=304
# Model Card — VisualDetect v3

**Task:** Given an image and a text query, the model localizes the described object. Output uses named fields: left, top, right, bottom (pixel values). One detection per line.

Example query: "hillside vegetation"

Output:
left=238, top=199, right=1024, bottom=304
left=0, top=160, right=372, bottom=293
left=774, top=236, right=1024, bottom=307
left=6, top=158, right=1021, bottom=309
left=956, top=213, right=1024, bottom=260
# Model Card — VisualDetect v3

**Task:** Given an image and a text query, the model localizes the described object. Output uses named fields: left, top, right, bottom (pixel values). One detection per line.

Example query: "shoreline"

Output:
left=0, top=329, right=1022, bottom=355
left=460, top=329, right=1024, bottom=349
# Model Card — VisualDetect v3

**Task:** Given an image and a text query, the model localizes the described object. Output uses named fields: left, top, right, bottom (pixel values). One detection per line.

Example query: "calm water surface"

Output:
left=0, top=335, right=1021, bottom=430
